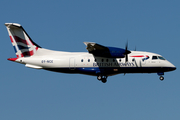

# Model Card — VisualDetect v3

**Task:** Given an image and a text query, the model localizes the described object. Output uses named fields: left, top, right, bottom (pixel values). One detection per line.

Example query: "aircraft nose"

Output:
left=169, top=66, right=176, bottom=71
left=167, top=62, right=176, bottom=71
left=172, top=66, right=176, bottom=71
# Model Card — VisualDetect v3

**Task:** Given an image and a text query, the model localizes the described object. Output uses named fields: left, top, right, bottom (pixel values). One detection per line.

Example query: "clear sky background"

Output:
left=0, top=0, right=179, bottom=120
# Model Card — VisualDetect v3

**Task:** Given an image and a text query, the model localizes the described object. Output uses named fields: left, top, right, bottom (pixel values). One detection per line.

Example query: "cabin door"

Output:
left=69, top=58, right=75, bottom=70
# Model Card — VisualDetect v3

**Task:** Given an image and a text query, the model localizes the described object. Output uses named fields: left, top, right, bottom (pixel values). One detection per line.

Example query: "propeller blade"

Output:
left=125, top=53, right=128, bottom=62
left=126, top=42, right=128, bottom=51
left=124, top=41, right=131, bottom=62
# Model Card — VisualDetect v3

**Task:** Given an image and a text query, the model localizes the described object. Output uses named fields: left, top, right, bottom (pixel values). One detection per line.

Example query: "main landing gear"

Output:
left=97, top=75, right=107, bottom=83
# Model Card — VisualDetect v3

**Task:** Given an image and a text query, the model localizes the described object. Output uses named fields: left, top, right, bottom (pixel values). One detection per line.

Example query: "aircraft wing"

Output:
left=84, top=42, right=129, bottom=58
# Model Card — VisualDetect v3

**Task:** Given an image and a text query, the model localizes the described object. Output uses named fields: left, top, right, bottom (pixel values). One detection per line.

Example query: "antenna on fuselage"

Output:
left=134, top=46, right=136, bottom=51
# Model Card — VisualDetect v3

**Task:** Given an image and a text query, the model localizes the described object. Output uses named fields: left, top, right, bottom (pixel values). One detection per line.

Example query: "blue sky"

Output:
left=0, top=0, right=180, bottom=120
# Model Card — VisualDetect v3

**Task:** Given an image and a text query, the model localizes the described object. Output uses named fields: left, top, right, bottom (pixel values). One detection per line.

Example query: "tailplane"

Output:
left=5, top=23, right=41, bottom=58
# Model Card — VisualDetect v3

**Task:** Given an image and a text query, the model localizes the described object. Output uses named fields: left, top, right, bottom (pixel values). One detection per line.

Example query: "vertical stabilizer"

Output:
left=5, top=23, right=41, bottom=58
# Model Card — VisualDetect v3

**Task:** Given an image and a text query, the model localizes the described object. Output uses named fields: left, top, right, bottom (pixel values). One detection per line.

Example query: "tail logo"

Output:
left=10, top=35, right=38, bottom=58
left=5, top=23, right=39, bottom=58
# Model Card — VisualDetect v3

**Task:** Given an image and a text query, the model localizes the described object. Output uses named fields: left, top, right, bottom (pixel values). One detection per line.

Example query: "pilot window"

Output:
left=152, top=56, right=166, bottom=60
left=152, top=56, right=158, bottom=60
left=158, top=56, right=166, bottom=60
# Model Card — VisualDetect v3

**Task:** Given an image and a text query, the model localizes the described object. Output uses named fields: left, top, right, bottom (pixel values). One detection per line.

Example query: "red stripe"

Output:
left=35, top=47, right=38, bottom=50
left=130, top=55, right=144, bottom=57
left=10, top=36, right=13, bottom=43
left=29, top=50, right=34, bottom=56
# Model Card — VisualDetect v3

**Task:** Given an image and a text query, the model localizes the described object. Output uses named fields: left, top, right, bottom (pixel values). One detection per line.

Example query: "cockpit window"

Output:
left=152, top=56, right=166, bottom=60
left=152, top=56, right=158, bottom=60
left=158, top=56, right=166, bottom=60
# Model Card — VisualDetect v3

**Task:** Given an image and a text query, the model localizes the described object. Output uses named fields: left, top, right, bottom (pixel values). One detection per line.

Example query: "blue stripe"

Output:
left=13, top=46, right=17, bottom=53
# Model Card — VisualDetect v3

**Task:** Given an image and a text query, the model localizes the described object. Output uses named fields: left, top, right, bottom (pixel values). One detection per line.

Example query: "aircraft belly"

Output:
left=43, top=66, right=172, bottom=76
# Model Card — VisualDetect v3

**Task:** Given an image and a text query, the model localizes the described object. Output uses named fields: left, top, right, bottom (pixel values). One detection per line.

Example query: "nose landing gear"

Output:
left=159, top=76, right=164, bottom=81
left=157, top=72, right=164, bottom=81
left=97, top=75, right=107, bottom=83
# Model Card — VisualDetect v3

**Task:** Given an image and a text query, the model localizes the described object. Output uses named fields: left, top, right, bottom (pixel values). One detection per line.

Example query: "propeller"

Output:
left=124, top=41, right=131, bottom=62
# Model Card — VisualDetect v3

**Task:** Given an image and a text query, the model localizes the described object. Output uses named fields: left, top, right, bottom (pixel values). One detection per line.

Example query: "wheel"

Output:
left=101, top=78, right=107, bottom=83
left=97, top=75, right=102, bottom=80
left=159, top=76, right=164, bottom=81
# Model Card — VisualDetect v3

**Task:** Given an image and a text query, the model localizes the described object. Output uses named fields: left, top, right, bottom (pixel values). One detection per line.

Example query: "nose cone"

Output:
left=166, top=61, right=176, bottom=71
left=169, top=66, right=176, bottom=71
left=171, top=66, right=176, bottom=71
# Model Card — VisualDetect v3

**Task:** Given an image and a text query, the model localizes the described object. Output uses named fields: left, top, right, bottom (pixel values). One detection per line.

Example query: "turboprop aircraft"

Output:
left=5, top=23, right=176, bottom=83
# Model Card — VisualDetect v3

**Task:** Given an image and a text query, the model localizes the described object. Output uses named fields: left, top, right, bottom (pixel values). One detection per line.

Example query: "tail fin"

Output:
left=5, top=23, right=41, bottom=58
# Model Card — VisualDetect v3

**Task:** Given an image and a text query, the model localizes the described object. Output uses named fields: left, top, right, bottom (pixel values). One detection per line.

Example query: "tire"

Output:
left=101, top=78, right=107, bottom=83
left=160, top=76, right=164, bottom=81
left=97, top=75, right=102, bottom=80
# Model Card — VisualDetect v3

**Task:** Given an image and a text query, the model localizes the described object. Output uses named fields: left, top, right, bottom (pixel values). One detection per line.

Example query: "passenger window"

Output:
left=102, top=59, right=104, bottom=62
left=94, top=59, right=97, bottom=62
left=152, top=56, right=158, bottom=60
left=88, top=59, right=90, bottom=62
left=119, top=59, right=121, bottom=62
left=113, top=59, right=115, bottom=62
left=106, top=59, right=108, bottom=62
left=81, top=59, right=83, bottom=62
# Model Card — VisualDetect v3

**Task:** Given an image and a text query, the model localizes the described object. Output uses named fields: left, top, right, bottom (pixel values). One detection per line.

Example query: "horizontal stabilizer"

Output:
left=25, top=64, right=42, bottom=69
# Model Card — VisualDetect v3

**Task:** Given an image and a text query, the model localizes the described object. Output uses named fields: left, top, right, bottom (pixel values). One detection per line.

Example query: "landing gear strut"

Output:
left=97, top=75, right=107, bottom=83
left=159, top=76, right=164, bottom=81
left=157, top=72, right=164, bottom=81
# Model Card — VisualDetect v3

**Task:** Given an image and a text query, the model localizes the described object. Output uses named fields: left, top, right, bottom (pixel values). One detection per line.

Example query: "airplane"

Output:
left=5, top=23, right=176, bottom=83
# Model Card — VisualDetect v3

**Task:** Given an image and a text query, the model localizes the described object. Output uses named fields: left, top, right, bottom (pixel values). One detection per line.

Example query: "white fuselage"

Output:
left=14, top=48, right=176, bottom=76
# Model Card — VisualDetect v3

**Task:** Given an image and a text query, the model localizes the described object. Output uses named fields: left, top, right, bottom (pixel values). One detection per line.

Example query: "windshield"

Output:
left=158, top=56, right=166, bottom=60
left=152, top=56, right=158, bottom=60
left=152, top=56, right=166, bottom=60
